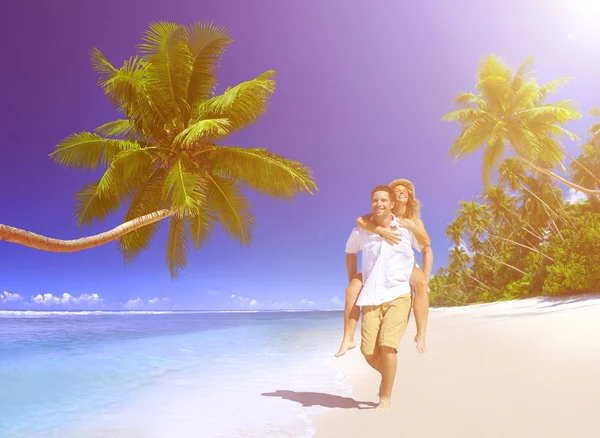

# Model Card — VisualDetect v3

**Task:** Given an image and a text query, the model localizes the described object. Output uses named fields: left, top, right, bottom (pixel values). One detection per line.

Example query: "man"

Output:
left=345, top=185, right=426, bottom=410
left=335, top=179, right=433, bottom=357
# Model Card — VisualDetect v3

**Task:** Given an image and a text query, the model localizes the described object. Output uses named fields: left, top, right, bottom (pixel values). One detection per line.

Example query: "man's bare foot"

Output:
left=334, top=339, right=355, bottom=357
left=376, top=397, right=391, bottom=411
left=414, top=334, right=427, bottom=353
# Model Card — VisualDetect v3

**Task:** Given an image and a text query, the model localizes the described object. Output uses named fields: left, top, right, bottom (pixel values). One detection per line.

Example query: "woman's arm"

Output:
left=398, top=218, right=431, bottom=247
left=356, top=215, right=402, bottom=245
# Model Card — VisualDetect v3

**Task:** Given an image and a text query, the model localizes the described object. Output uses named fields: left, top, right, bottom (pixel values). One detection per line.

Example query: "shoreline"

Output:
left=312, top=294, right=600, bottom=438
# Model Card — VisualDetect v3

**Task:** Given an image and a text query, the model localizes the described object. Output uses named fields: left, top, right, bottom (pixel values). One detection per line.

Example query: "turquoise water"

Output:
left=0, top=310, right=348, bottom=438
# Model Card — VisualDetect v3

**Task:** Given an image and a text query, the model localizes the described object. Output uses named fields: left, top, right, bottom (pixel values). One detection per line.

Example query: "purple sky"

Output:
left=1, top=0, right=598, bottom=310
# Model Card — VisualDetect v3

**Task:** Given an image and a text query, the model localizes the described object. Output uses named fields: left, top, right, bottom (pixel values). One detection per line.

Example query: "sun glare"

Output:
left=566, top=0, right=600, bottom=38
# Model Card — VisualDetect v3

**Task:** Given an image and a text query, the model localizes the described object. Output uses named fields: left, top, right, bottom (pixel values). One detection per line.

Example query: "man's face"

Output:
left=371, top=191, right=394, bottom=218
left=393, top=184, right=409, bottom=205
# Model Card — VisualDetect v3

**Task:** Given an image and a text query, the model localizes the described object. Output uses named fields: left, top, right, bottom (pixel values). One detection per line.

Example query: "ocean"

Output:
left=0, top=310, right=350, bottom=438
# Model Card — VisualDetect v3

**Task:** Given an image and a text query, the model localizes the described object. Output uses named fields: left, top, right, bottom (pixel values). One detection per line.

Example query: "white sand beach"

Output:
left=314, top=295, right=600, bottom=438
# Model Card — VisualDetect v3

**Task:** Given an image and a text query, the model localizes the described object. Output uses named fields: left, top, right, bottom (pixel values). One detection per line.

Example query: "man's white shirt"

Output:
left=345, top=216, right=423, bottom=306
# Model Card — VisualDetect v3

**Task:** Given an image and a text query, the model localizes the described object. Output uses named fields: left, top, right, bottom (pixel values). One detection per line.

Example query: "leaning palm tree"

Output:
left=442, top=55, right=600, bottom=195
left=0, top=22, right=317, bottom=278
left=454, top=199, right=553, bottom=264
left=571, top=108, right=600, bottom=193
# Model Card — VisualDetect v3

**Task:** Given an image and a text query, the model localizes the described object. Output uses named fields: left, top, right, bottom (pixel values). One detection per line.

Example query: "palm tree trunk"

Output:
left=0, top=209, right=173, bottom=252
left=487, top=233, right=554, bottom=261
left=547, top=218, right=565, bottom=242
left=449, top=268, right=491, bottom=290
left=561, top=148, right=600, bottom=186
left=476, top=251, right=528, bottom=275
left=519, top=156, right=600, bottom=195
left=519, top=184, right=569, bottom=231
left=548, top=186, right=578, bottom=229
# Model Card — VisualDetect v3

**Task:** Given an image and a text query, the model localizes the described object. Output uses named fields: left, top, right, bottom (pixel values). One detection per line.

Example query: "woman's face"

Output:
left=393, top=185, right=409, bottom=205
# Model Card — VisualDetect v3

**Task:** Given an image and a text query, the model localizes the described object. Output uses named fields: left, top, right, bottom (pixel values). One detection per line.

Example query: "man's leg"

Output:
left=364, top=352, right=382, bottom=373
left=409, top=267, right=429, bottom=353
left=335, top=274, right=363, bottom=357
left=377, top=346, right=397, bottom=409
left=376, top=294, right=411, bottom=410
left=360, top=304, right=385, bottom=399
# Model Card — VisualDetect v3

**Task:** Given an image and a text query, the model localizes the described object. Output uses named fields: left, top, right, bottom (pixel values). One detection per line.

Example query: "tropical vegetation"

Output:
left=0, top=21, right=317, bottom=278
left=430, top=55, right=600, bottom=306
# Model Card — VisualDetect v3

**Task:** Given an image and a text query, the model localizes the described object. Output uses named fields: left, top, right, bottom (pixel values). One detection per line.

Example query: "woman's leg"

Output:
left=335, top=273, right=363, bottom=357
left=409, top=266, right=429, bottom=353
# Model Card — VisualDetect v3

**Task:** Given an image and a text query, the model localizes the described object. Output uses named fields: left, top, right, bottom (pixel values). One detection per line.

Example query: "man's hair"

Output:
left=370, top=185, right=394, bottom=202
left=389, top=178, right=421, bottom=219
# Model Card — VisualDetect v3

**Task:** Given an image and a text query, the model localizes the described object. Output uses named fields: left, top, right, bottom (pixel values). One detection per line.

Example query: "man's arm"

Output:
left=346, top=253, right=358, bottom=282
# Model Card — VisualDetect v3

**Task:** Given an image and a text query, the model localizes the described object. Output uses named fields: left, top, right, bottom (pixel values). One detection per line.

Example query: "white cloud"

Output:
left=0, top=291, right=24, bottom=304
left=329, top=296, right=343, bottom=307
left=230, top=294, right=261, bottom=307
left=298, top=298, right=316, bottom=306
left=148, top=297, right=170, bottom=306
left=30, top=292, right=103, bottom=307
left=123, top=297, right=144, bottom=310
left=32, top=293, right=61, bottom=306
left=566, top=188, right=588, bottom=205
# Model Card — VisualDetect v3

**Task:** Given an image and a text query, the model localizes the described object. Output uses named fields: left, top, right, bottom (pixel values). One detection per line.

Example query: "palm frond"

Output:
left=118, top=169, right=167, bottom=262
left=477, top=55, right=512, bottom=83
left=511, top=56, right=536, bottom=92
left=535, top=136, right=568, bottom=171
left=207, top=146, right=317, bottom=199
left=506, top=124, right=543, bottom=161
left=476, top=75, right=512, bottom=113
left=589, top=122, right=600, bottom=135
left=139, top=21, right=191, bottom=121
left=449, top=117, right=496, bottom=159
left=482, top=121, right=507, bottom=186
left=74, top=180, right=121, bottom=226
left=183, top=22, right=233, bottom=117
left=195, top=70, right=276, bottom=132
left=537, top=77, right=573, bottom=103
left=441, top=108, right=491, bottom=124
left=94, top=119, right=141, bottom=140
left=91, top=48, right=168, bottom=140
left=186, top=210, right=216, bottom=249
left=50, top=132, right=140, bottom=171
left=173, top=118, right=231, bottom=148
left=451, top=92, right=487, bottom=109
left=205, top=174, right=254, bottom=245
left=511, top=81, right=540, bottom=111
left=166, top=215, right=190, bottom=279
left=518, top=103, right=581, bottom=124
left=96, top=147, right=158, bottom=196
left=162, top=156, right=207, bottom=215
left=533, top=123, right=580, bottom=142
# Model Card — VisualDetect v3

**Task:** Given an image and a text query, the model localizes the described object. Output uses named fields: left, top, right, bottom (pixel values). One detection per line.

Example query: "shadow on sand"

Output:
left=262, top=390, right=377, bottom=410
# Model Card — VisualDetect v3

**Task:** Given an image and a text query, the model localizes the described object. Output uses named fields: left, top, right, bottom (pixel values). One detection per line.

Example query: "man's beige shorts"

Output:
left=360, top=294, right=412, bottom=356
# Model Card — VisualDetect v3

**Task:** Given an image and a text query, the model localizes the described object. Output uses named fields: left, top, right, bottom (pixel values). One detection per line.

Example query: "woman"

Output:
left=335, top=179, right=433, bottom=356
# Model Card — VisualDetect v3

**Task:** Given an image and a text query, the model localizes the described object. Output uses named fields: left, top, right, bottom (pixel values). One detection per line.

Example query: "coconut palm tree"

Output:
left=571, top=109, right=600, bottom=195
left=498, top=158, right=574, bottom=234
left=0, top=22, right=317, bottom=278
left=454, top=199, right=554, bottom=262
left=442, top=55, right=600, bottom=195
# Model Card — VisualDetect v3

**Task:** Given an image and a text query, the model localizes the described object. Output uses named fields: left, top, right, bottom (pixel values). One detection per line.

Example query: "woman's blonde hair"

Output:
left=389, top=178, right=421, bottom=220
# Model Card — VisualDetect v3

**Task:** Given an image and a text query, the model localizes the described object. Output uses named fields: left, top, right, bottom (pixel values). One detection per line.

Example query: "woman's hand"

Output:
left=397, top=218, right=417, bottom=231
left=377, top=227, right=403, bottom=245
